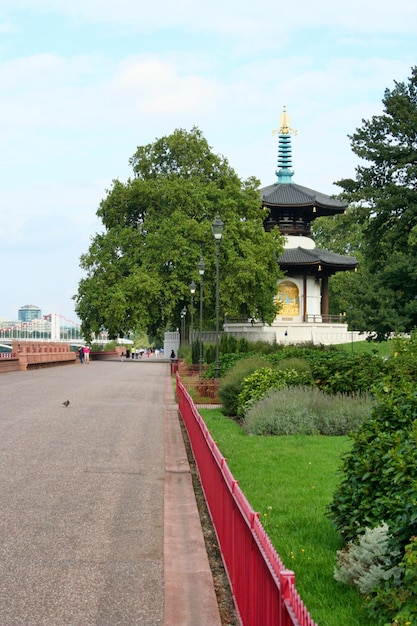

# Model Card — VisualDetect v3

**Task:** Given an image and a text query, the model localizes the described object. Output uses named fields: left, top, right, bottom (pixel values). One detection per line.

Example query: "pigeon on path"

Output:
left=62, top=400, right=70, bottom=408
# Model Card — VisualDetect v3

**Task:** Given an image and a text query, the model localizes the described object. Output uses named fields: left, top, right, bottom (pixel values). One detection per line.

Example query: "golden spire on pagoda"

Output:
left=273, top=106, right=298, bottom=136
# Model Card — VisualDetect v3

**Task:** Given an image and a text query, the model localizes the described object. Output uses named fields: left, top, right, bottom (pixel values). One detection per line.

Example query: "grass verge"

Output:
left=200, top=408, right=369, bottom=626
left=337, top=338, right=394, bottom=358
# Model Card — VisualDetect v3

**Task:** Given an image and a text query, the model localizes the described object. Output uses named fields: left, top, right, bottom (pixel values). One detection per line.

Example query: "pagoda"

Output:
left=224, top=108, right=361, bottom=345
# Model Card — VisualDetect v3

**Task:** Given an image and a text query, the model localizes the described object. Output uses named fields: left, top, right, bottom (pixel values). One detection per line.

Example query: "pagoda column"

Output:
left=303, top=274, right=307, bottom=321
left=321, top=275, right=329, bottom=317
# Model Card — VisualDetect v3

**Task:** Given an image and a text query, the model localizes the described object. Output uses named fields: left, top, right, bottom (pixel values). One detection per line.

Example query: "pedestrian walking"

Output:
left=84, top=344, right=90, bottom=363
left=78, top=346, right=85, bottom=364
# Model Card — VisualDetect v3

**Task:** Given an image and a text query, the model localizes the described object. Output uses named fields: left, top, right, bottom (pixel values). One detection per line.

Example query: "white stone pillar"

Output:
left=50, top=313, right=60, bottom=341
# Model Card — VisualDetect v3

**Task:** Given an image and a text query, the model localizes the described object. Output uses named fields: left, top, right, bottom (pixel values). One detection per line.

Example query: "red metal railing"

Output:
left=179, top=377, right=220, bottom=403
left=176, top=374, right=318, bottom=626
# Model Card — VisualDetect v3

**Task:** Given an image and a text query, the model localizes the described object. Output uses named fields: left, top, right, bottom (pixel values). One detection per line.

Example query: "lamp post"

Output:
left=197, top=257, right=205, bottom=375
left=189, top=280, right=196, bottom=344
left=180, top=306, right=187, bottom=347
left=211, top=214, right=224, bottom=378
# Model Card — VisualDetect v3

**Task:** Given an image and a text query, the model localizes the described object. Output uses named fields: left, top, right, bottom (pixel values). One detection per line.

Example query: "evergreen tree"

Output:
left=336, top=66, right=417, bottom=339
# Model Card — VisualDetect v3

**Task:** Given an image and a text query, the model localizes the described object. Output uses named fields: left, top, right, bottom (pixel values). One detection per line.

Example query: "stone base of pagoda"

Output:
left=223, top=320, right=367, bottom=347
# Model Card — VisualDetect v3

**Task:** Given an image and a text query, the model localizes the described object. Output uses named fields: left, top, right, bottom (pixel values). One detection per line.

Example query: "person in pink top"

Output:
left=84, top=345, right=90, bottom=363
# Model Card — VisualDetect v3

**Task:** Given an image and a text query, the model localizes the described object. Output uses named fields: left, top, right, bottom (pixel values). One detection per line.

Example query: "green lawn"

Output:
left=338, top=338, right=394, bottom=358
left=199, top=408, right=369, bottom=626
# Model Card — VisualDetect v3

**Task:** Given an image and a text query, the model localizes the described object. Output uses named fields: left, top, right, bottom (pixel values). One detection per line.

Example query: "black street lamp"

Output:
left=211, top=214, right=224, bottom=378
left=180, top=306, right=187, bottom=347
left=197, top=257, right=205, bottom=375
left=189, top=280, right=196, bottom=344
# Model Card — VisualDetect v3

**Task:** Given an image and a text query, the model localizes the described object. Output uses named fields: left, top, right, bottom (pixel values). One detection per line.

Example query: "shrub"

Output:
left=237, top=338, right=250, bottom=353
left=315, top=392, right=373, bottom=435
left=242, top=386, right=372, bottom=436
left=218, top=356, right=268, bottom=416
left=205, top=343, right=215, bottom=364
left=191, top=339, right=200, bottom=366
left=242, top=386, right=318, bottom=435
left=388, top=331, right=417, bottom=385
left=365, top=535, right=417, bottom=625
left=265, top=349, right=386, bottom=395
left=275, top=356, right=313, bottom=377
left=329, top=383, right=417, bottom=546
left=334, top=523, right=401, bottom=595
left=204, top=353, right=236, bottom=378
left=178, top=344, right=191, bottom=361
left=307, top=352, right=387, bottom=395
left=237, top=367, right=309, bottom=419
left=244, top=338, right=280, bottom=355
left=220, top=333, right=238, bottom=355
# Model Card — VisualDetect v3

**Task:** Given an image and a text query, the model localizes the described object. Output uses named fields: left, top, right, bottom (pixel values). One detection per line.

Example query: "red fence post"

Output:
left=279, top=570, right=296, bottom=626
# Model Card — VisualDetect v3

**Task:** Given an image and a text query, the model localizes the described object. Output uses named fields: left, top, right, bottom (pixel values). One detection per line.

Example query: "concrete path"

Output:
left=0, top=361, right=221, bottom=625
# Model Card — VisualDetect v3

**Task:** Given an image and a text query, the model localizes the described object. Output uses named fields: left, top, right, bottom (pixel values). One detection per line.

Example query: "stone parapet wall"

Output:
left=11, top=341, right=76, bottom=370
left=0, top=355, right=20, bottom=373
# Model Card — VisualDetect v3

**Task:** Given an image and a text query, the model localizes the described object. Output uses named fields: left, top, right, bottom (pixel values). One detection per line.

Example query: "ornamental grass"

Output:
left=242, top=386, right=373, bottom=436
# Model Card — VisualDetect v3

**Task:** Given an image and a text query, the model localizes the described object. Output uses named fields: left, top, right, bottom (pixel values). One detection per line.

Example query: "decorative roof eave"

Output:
left=278, top=247, right=358, bottom=272
left=260, top=182, right=347, bottom=213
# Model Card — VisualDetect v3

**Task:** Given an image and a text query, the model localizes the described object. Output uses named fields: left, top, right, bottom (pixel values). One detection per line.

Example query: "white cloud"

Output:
left=3, top=0, right=417, bottom=35
left=0, top=0, right=416, bottom=319
left=113, top=57, right=222, bottom=116
left=0, top=19, right=19, bottom=33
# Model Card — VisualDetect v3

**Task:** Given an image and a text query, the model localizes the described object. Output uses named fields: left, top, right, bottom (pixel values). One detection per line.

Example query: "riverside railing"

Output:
left=176, top=374, right=318, bottom=626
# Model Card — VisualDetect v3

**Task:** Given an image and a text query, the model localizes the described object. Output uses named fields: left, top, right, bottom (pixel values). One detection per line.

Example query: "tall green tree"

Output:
left=74, top=128, right=284, bottom=340
left=336, top=66, right=417, bottom=339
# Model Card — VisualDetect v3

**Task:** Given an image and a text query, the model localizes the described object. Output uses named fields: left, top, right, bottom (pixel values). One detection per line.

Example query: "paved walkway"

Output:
left=0, top=361, right=221, bottom=625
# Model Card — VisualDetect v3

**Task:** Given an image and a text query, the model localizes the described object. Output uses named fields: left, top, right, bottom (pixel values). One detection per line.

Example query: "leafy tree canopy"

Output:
left=74, top=127, right=284, bottom=340
left=335, top=66, right=417, bottom=338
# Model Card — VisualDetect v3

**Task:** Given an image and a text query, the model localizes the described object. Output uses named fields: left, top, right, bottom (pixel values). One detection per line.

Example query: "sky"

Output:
left=0, top=0, right=416, bottom=322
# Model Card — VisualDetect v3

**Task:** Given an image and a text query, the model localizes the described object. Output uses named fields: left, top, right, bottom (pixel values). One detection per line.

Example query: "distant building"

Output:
left=18, top=304, right=42, bottom=322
